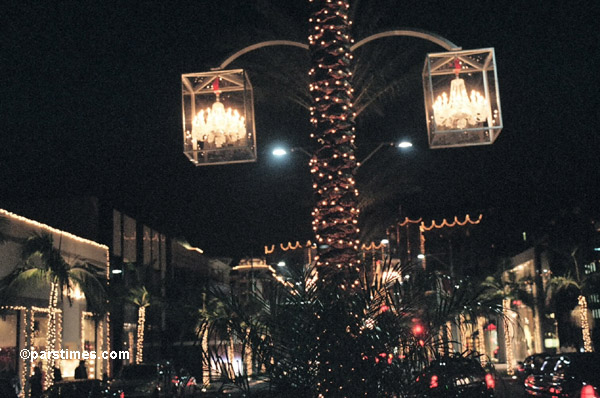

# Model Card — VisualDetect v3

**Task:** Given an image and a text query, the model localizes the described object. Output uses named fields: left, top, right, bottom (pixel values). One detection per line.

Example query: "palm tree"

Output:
left=545, top=273, right=596, bottom=352
left=543, top=245, right=597, bottom=353
left=127, top=286, right=151, bottom=364
left=0, top=232, right=106, bottom=386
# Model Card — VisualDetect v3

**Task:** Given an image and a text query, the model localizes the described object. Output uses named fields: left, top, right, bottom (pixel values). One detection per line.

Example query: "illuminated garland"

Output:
left=0, top=209, right=109, bottom=251
left=420, top=214, right=482, bottom=231
left=264, top=240, right=383, bottom=254
left=98, top=319, right=103, bottom=378
left=398, top=217, right=422, bottom=227
left=578, top=295, right=593, bottom=352
left=308, top=0, right=360, bottom=270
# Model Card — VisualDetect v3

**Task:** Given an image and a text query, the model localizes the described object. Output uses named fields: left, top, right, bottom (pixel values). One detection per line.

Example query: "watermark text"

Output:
left=20, top=348, right=129, bottom=361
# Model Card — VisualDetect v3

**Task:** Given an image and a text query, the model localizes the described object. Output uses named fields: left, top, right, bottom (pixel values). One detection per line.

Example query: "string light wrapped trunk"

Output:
left=502, top=298, right=515, bottom=375
left=308, top=0, right=360, bottom=271
left=135, top=306, right=146, bottom=364
left=578, top=295, right=593, bottom=352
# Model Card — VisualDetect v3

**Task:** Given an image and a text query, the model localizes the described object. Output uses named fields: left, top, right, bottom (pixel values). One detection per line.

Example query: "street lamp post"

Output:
left=182, top=11, right=503, bottom=273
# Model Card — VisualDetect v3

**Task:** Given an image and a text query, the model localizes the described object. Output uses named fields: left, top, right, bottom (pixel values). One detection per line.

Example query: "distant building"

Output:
left=496, top=247, right=552, bottom=369
left=3, top=196, right=232, bottom=374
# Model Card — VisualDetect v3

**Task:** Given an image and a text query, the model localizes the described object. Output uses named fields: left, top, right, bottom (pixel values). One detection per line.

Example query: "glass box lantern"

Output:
left=182, top=69, right=257, bottom=165
left=423, top=48, right=502, bottom=149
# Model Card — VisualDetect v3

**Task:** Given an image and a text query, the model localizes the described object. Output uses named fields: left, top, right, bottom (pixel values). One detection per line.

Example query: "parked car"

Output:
left=524, top=352, right=600, bottom=397
left=106, top=363, right=178, bottom=397
left=516, top=353, right=551, bottom=381
left=43, top=379, right=104, bottom=398
left=0, top=377, right=19, bottom=398
left=172, top=368, right=199, bottom=397
left=412, top=356, right=495, bottom=397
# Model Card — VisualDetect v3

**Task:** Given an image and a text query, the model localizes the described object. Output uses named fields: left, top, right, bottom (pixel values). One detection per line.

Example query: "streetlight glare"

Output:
left=272, top=148, right=288, bottom=157
left=397, top=141, right=413, bottom=148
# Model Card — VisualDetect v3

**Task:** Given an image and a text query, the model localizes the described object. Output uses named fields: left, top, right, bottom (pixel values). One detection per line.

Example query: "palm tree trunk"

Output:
left=136, top=306, right=146, bottom=364
left=446, top=321, right=453, bottom=354
left=45, top=281, right=59, bottom=388
left=578, top=295, right=593, bottom=352
left=309, top=0, right=360, bottom=269
left=503, top=298, right=515, bottom=375
left=477, top=317, right=487, bottom=365
left=201, top=327, right=210, bottom=386
left=227, top=330, right=235, bottom=378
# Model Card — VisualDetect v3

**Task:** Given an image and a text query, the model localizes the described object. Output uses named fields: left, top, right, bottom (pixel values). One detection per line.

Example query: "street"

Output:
left=495, top=376, right=526, bottom=398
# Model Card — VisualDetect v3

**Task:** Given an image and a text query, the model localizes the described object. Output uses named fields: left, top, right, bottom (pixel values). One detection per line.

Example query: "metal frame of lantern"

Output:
left=423, top=48, right=502, bottom=149
left=182, top=69, right=257, bottom=166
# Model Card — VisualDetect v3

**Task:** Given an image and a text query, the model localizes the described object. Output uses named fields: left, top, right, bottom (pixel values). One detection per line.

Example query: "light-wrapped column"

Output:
left=308, top=0, right=359, bottom=271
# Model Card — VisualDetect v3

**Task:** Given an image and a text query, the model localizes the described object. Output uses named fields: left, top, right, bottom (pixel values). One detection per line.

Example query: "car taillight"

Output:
left=430, top=375, right=439, bottom=389
left=485, top=373, right=495, bottom=389
left=525, top=375, right=535, bottom=387
left=120, top=392, right=125, bottom=398
left=581, top=385, right=599, bottom=398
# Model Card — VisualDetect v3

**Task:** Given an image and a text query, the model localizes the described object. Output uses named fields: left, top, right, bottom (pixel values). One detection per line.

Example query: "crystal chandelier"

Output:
left=191, top=78, right=246, bottom=148
left=432, top=59, right=490, bottom=129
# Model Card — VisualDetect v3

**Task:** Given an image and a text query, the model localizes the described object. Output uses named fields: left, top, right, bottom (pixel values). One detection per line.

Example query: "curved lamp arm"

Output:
left=215, top=28, right=460, bottom=70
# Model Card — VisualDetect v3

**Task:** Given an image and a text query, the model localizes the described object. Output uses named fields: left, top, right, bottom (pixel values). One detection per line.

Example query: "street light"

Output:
left=184, top=28, right=502, bottom=269
left=272, top=148, right=288, bottom=157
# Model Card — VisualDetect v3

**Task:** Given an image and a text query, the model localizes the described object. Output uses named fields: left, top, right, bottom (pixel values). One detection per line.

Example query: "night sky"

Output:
left=2, top=0, right=599, bottom=258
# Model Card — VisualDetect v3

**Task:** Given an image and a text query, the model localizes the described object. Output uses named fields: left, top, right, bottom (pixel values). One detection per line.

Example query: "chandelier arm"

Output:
left=216, top=40, right=309, bottom=70
left=351, top=28, right=461, bottom=52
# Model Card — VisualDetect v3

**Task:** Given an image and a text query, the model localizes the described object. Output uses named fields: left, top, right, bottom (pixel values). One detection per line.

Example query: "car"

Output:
left=43, top=379, right=105, bottom=398
left=412, top=356, right=496, bottom=397
left=0, top=378, right=19, bottom=398
left=171, top=368, right=199, bottom=397
left=517, top=353, right=551, bottom=381
left=106, top=363, right=178, bottom=398
left=524, top=352, right=600, bottom=397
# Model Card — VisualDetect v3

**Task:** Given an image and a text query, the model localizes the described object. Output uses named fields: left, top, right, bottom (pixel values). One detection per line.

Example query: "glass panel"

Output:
left=160, top=235, right=167, bottom=272
left=123, top=215, right=137, bottom=263
left=152, top=230, right=159, bottom=271
left=143, top=226, right=151, bottom=266
left=82, top=316, right=96, bottom=378
left=182, top=69, right=257, bottom=165
left=112, top=210, right=122, bottom=257
left=423, top=48, right=502, bottom=149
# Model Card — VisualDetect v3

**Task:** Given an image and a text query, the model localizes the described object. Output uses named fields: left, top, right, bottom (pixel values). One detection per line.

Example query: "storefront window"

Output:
left=0, top=312, right=18, bottom=374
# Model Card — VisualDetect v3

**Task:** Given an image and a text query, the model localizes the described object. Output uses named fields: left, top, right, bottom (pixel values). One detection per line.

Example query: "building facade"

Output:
left=0, top=209, right=110, bottom=396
